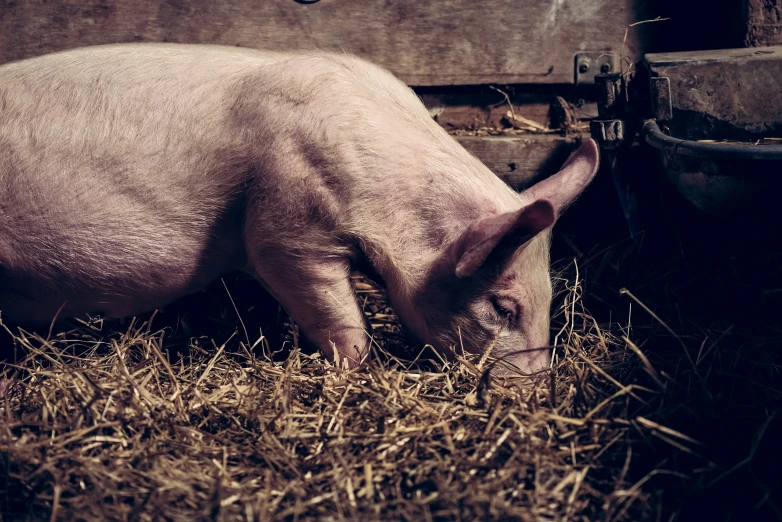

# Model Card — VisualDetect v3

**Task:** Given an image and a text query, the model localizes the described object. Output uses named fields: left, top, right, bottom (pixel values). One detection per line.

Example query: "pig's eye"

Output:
left=491, top=296, right=518, bottom=324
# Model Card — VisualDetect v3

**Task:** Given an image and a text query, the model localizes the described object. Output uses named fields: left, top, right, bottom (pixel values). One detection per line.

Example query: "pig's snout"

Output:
left=491, top=344, right=551, bottom=378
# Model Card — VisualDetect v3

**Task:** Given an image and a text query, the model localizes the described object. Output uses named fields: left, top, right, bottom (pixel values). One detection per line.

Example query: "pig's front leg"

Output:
left=252, top=254, right=371, bottom=368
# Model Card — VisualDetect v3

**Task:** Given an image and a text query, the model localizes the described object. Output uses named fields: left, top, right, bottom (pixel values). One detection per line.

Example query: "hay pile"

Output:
left=1, top=200, right=781, bottom=521
left=0, top=274, right=674, bottom=521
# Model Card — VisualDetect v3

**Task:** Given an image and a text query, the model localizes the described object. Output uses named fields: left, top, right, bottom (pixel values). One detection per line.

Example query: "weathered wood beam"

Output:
left=455, top=135, right=581, bottom=188
left=0, top=0, right=641, bottom=86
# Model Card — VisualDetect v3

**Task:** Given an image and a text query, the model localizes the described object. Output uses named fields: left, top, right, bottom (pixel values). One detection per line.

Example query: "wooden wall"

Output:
left=0, top=0, right=645, bottom=86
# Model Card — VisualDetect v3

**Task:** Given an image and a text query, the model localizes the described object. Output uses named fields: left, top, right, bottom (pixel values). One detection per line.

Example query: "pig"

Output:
left=0, top=44, right=599, bottom=375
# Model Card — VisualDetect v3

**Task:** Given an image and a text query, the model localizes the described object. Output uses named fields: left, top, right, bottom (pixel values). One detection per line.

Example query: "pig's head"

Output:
left=402, top=139, right=600, bottom=376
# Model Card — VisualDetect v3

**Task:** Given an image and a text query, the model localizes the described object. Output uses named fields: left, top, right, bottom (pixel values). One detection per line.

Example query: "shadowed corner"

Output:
left=0, top=312, right=28, bottom=366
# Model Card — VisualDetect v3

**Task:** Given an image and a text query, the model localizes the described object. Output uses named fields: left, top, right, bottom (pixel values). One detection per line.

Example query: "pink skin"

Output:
left=0, top=44, right=599, bottom=375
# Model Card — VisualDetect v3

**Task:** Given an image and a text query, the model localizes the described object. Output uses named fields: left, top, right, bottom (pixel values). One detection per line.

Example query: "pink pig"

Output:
left=0, top=44, right=599, bottom=375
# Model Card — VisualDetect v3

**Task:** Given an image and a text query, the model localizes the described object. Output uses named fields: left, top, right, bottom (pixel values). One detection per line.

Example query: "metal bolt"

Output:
left=600, top=63, right=611, bottom=74
left=578, top=62, right=590, bottom=74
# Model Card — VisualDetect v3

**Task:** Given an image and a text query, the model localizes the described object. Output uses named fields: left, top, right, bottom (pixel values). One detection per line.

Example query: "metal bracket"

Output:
left=590, top=119, right=625, bottom=150
left=650, top=77, right=673, bottom=121
left=575, top=52, right=616, bottom=84
left=594, top=73, right=627, bottom=118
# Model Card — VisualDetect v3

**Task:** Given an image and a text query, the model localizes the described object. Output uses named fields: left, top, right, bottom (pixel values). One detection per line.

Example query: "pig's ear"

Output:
left=451, top=200, right=555, bottom=278
left=523, top=139, right=600, bottom=217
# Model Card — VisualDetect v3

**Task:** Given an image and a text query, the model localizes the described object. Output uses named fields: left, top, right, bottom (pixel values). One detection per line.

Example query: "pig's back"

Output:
left=0, top=44, right=277, bottom=168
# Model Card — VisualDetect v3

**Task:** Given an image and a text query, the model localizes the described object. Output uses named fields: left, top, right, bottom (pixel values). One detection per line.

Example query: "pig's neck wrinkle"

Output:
left=353, top=179, right=519, bottom=302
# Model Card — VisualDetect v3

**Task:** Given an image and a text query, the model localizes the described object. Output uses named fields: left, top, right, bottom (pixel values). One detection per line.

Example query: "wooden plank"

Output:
left=455, top=135, right=580, bottom=188
left=0, top=0, right=643, bottom=86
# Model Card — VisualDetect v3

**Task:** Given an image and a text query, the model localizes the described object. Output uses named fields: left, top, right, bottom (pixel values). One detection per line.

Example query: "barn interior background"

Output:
left=1, top=1, right=782, bottom=521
